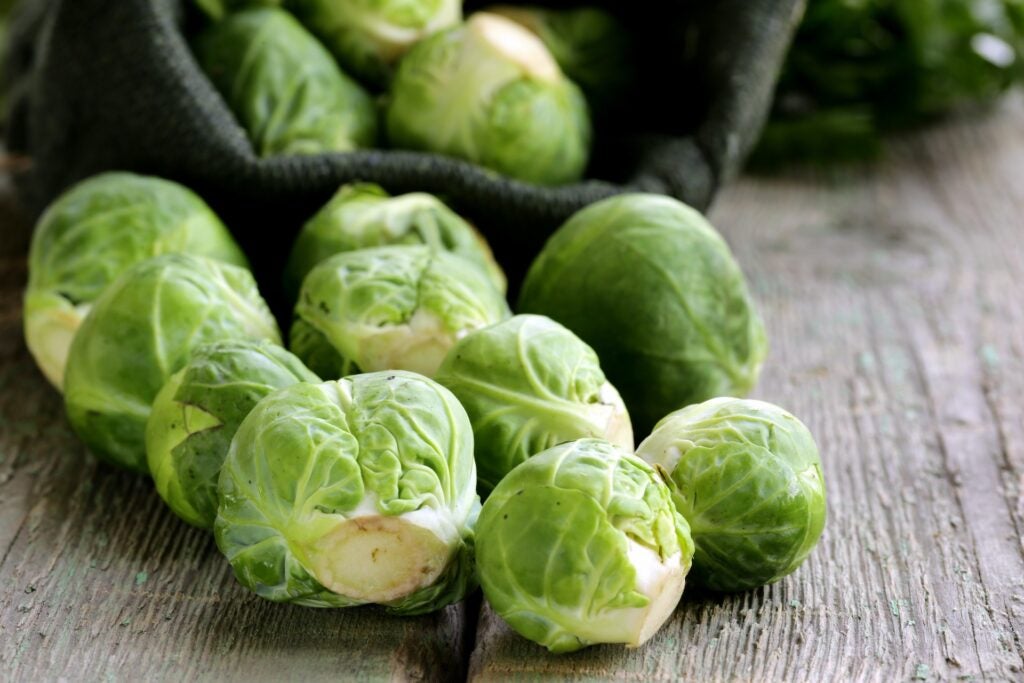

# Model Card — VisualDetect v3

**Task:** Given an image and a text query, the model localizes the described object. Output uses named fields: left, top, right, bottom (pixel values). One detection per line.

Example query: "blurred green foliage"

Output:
left=753, top=0, right=1024, bottom=165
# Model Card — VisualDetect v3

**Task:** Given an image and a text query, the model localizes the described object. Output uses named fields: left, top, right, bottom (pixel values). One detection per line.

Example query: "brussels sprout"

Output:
left=283, top=183, right=506, bottom=302
left=636, top=398, right=826, bottom=592
left=64, top=254, right=280, bottom=474
left=476, top=439, right=694, bottom=653
left=291, top=245, right=510, bottom=378
left=23, top=172, right=247, bottom=391
left=289, top=0, right=461, bottom=87
left=386, top=12, right=591, bottom=186
left=518, top=194, right=768, bottom=434
left=486, top=5, right=633, bottom=109
left=146, top=340, right=319, bottom=529
left=194, top=8, right=377, bottom=157
left=215, top=371, right=479, bottom=613
left=435, top=314, right=633, bottom=493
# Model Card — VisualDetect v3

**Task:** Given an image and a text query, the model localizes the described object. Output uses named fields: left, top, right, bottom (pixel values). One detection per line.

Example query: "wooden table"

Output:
left=3, top=95, right=1023, bottom=682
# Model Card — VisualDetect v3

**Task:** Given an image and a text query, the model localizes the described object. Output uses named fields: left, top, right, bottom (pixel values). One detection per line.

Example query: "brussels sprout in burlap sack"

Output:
left=2, top=0, right=804, bottom=295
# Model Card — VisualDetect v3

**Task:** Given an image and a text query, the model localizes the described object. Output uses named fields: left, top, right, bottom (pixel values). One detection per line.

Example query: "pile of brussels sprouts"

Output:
left=189, top=1, right=635, bottom=185
left=24, top=169, right=827, bottom=653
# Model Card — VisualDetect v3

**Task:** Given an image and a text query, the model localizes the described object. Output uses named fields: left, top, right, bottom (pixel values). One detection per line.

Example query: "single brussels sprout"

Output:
left=215, top=371, right=479, bottom=613
left=518, top=194, right=768, bottom=435
left=386, top=12, right=591, bottom=186
left=194, top=8, right=377, bottom=157
left=637, top=398, right=827, bottom=592
left=291, top=245, right=511, bottom=379
left=435, top=314, right=633, bottom=493
left=283, top=183, right=506, bottom=302
left=289, top=0, right=462, bottom=87
left=64, top=254, right=280, bottom=474
left=23, top=172, right=247, bottom=391
left=486, top=5, right=633, bottom=110
left=146, top=340, right=319, bottom=529
left=476, top=439, right=694, bottom=653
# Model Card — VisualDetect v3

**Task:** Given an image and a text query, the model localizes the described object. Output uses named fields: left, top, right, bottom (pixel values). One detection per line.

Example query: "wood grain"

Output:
left=467, top=94, right=1024, bottom=681
left=0, top=172, right=474, bottom=682
left=3, top=97, right=1024, bottom=680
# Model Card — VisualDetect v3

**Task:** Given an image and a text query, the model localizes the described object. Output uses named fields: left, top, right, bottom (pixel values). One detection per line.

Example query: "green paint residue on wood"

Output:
left=914, top=663, right=930, bottom=679
left=889, top=599, right=907, bottom=616
left=979, top=344, right=1000, bottom=369
left=134, top=571, right=148, bottom=586
left=789, top=599, right=802, bottom=608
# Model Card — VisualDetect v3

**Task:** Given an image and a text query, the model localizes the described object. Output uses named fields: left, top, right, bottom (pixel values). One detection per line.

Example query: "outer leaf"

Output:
left=194, top=7, right=377, bottom=157
left=215, top=372, right=479, bottom=613
left=63, top=254, right=280, bottom=473
left=518, top=193, right=767, bottom=434
left=637, top=397, right=827, bottom=592
left=23, top=172, right=247, bottom=390
left=435, top=314, right=633, bottom=493
left=146, top=340, right=320, bottom=529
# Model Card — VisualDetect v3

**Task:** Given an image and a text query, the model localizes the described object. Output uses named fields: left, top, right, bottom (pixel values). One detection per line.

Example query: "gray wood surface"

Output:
left=2, top=96, right=1024, bottom=681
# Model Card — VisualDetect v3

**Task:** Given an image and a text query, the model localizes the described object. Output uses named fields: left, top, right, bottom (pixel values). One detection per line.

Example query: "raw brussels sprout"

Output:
left=283, top=183, right=506, bottom=302
left=637, top=398, right=826, bottom=592
left=64, top=254, right=280, bottom=474
left=290, top=245, right=511, bottom=379
left=146, top=340, right=319, bottom=529
left=23, top=172, right=247, bottom=391
left=486, top=5, right=633, bottom=109
left=194, top=8, right=377, bottom=157
left=435, top=314, right=633, bottom=493
left=518, top=194, right=768, bottom=434
left=476, top=439, right=694, bottom=653
left=215, top=371, right=479, bottom=613
left=386, top=12, right=591, bottom=186
left=289, top=0, right=462, bottom=87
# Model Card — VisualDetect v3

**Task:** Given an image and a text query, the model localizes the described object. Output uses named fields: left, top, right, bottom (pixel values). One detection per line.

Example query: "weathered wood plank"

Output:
left=0, top=174, right=473, bottom=682
left=467, top=95, right=1024, bottom=681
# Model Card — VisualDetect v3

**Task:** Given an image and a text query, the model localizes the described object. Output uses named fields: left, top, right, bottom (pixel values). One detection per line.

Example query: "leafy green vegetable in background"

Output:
left=215, top=371, right=479, bottom=613
left=291, top=245, right=510, bottom=379
left=23, top=172, right=248, bottom=391
left=518, top=193, right=767, bottom=436
left=146, top=340, right=319, bottom=529
left=476, top=438, right=694, bottom=653
left=283, top=182, right=505, bottom=303
left=485, top=5, right=634, bottom=112
left=64, top=253, right=280, bottom=474
left=194, top=7, right=377, bottom=157
left=637, top=397, right=826, bottom=592
left=435, top=314, right=633, bottom=494
left=756, top=0, right=1024, bottom=164
left=387, top=12, right=591, bottom=186
left=195, top=0, right=283, bottom=21
left=289, top=0, right=462, bottom=87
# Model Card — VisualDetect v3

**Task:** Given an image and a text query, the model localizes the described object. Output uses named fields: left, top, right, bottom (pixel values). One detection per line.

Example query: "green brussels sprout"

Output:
left=435, top=314, right=633, bottom=493
left=289, top=0, right=462, bottom=87
left=290, top=245, right=511, bottom=379
left=486, top=5, right=633, bottom=110
left=215, top=371, right=479, bottom=613
left=636, top=397, right=827, bottom=592
left=386, top=12, right=591, bottom=186
left=146, top=340, right=320, bottom=529
left=476, top=439, right=694, bottom=653
left=194, top=8, right=377, bottom=157
left=23, top=172, right=247, bottom=391
left=518, top=194, right=768, bottom=434
left=283, top=183, right=506, bottom=302
left=64, top=254, right=280, bottom=474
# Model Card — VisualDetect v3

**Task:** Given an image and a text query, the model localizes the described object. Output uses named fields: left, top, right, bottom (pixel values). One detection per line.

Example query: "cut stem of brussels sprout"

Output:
left=304, top=512, right=454, bottom=603
left=23, top=294, right=90, bottom=389
left=472, top=12, right=560, bottom=83
left=619, top=542, right=686, bottom=647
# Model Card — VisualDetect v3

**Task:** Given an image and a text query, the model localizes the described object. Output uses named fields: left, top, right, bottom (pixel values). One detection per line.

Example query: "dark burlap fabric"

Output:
left=3, top=0, right=803, bottom=298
